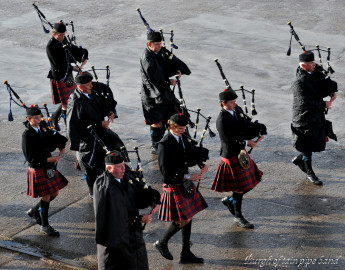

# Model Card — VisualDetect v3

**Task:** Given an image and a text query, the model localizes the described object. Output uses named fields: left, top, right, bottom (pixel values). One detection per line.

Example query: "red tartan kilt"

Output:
left=27, top=167, right=68, bottom=198
left=212, top=156, right=262, bottom=193
left=158, top=183, right=208, bottom=222
left=50, top=79, right=76, bottom=106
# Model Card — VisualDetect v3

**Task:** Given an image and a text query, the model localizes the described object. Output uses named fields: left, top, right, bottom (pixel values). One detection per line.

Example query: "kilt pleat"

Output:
left=158, top=184, right=208, bottom=222
left=27, top=167, right=68, bottom=198
left=50, top=79, right=75, bottom=106
left=212, top=156, right=262, bottom=193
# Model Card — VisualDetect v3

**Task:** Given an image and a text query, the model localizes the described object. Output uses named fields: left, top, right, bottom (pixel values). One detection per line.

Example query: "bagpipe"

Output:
left=32, top=2, right=88, bottom=66
left=87, top=125, right=160, bottom=214
left=213, top=59, right=266, bottom=167
left=88, top=65, right=118, bottom=118
left=136, top=8, right=191, bottom=76
left=3, top=80, right=58, bottom=129
left=214, top=58, right=258, bottom=116
left=286, top=22, right=335, bottom=77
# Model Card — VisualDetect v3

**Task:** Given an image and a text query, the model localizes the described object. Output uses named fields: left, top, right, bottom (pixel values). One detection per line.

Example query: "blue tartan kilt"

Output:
left=50, top=79, right=76, bottom=106
left=212, top=156, right=262, bottom=193
left=27, top=167, right=68, bottom=198
left=158, top=183, right=208, bottom=222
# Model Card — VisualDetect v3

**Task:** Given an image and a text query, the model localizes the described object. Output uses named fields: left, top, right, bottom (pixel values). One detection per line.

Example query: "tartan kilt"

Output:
left=212, top=156, right=262, bottom=193
left=158, top=183, right=208, bottom=222
left=27, top=167, right=68, bottom=198
left=50, top=79, right=76, bottom=106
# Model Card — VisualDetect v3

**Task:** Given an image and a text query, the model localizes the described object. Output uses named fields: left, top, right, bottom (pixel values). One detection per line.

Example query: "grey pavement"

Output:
left=0, top=1, right=344, bottom=269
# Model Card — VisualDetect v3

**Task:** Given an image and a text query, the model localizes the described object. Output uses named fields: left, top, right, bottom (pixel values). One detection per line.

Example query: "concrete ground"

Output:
left=0, top=0, right=344, bottom=269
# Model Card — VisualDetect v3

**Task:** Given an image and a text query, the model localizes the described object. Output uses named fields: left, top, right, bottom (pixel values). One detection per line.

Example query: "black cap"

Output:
left=26, top=105, right=41, bottom=117
left=169, top=114, right=188, bottom=126
left=219, top=89, right=238, bottom=102
left=299, top=51, right=314, bottom=62
left=105, top=150, right=124, bottom=165
left=147, top=31, right=162, bottom=42
left=53, top=22, right=66, bottom=33
left=75, top=71, right=93, bottom=85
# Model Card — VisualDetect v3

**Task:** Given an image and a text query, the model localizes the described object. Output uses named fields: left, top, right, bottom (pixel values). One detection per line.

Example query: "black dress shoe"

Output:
left=292, top=156, right=307, bottom=173
left=306, top=174, right=323, bottom=185
left=40, top=225, right=60, bottom=237
left=154, top=240, right=173, bottom=260
left=26, top=208, right=41, bottom=225
left=180, top=250, right=204, bottom=264
left=234, top=217, right=254, bottom=229
left=221, top=197, right=235, bottom=216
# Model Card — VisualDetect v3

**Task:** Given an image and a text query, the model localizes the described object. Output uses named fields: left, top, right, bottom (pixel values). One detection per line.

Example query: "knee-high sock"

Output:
left=232, top=192, right=244, bottom=218
left=159, top=221, right=181, bottom=245
left=39, top=200, right=50, bottom=227
left=181, top=221, right=192, bottom=253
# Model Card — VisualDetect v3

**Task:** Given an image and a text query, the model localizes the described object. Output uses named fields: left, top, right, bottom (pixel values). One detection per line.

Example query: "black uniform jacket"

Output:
left=67, top=88, right=112, bottom=152
left=291, top=65, right=337, bottom=152
left=22, top=121, right=67, bottom=169
left=157, top=132, right=204, bottom=185
left=94, top=171, right=142, bottom=248
left=216, top=106, right=263, bottom=158
left=46, top=37, right=88, bottom=81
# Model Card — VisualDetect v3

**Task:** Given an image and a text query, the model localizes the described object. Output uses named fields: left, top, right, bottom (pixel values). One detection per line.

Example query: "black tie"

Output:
left=87, top=94, right=93, bottom=101
left=178, top=136, right=184, bottom=149
left=37, top=129, right=42, bottom=137
left=233, top=111, right=238, bottom=120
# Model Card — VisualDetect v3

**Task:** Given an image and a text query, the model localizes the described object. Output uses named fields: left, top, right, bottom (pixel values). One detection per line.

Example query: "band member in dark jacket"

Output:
left=212, top=89, right=266, bottom=229
left=67, top=71, right=124, bottom=199
left=154, top=114, right=208, bottom=264
left=22, top=105, right=68, bottom=236
left=46, top=22, right=88, bottom=130
left=291, top=51, right=337, bottom=185
left=94, top=151, right=159, bottom=270
left=140, top=31, right=181, bottom=153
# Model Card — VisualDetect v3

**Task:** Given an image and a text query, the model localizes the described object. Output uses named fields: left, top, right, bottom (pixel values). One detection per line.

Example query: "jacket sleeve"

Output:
left=67, top=98, right=82, bottom=151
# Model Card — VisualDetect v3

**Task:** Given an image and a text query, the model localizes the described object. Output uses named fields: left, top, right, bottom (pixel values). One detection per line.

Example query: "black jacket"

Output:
left=157, top=132, right=204, bottom=185
left=216, top=106, right=264, bottom=158
left=291, top=65, right=337, bottom=152
left=94, top=171, right=148, bottom=270
left=140, top=47, right=179, bottom=124
left=22, top=122, right=67, bottom=169
left=46, top=37, right=88, bottom=81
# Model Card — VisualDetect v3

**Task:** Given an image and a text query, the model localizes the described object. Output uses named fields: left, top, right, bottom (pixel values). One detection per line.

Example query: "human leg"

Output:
left=180, top=220, right=204, bottom=264
left=154, top=221, right=181, bottom=260
left=232, top=192, right=254, bottom=229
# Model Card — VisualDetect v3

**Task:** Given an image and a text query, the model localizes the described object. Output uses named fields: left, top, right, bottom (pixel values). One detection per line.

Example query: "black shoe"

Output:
left=292, top=156, right=306, bottom=173
left=154, top=240, right=173, bottom=260
left=26, top=208, right=41, bottom=225
left=40, top=225, right=60, bottom=237
left=234, top=217, right=254, bottom=229
left=221, top=197, right=235, bottom=216
left=180, top=250, right=204, bottom=264
left=306, top=174, right=323, bottom=185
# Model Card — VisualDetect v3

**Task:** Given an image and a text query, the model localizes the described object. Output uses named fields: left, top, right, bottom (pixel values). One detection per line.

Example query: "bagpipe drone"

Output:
left=3, top=80, right=57, bottom=129
left=286, top=21, right=335, bottom=77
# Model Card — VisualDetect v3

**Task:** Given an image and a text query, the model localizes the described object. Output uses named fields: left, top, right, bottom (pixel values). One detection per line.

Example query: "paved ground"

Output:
left=0, top=0, right=344, bottom=269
